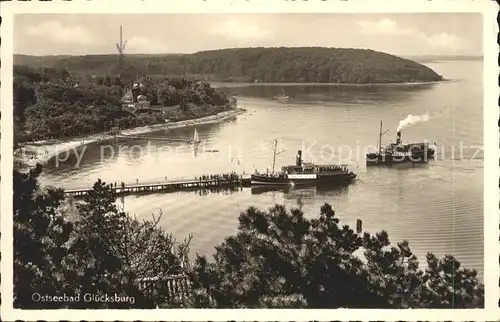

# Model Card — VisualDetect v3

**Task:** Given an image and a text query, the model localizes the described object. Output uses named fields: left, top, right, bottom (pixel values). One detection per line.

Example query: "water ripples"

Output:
left=42, top=61, right=484, bottom=278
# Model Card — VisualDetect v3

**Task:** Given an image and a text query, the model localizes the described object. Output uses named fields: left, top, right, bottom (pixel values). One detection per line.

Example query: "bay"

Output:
left=40, top=60, right=484, bottom=278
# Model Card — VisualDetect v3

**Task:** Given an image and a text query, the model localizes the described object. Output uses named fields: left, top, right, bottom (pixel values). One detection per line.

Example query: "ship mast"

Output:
left=378, top=120, right=383, bottom=152
left=377, top=120, right=390, bottom=152
left=272, top=139, right=278, bottom=174
left=271, top=139, right=286, bottom=175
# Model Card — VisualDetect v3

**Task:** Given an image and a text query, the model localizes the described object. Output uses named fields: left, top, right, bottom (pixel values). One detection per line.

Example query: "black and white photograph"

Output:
left=1, top=0, right=498, bottom=321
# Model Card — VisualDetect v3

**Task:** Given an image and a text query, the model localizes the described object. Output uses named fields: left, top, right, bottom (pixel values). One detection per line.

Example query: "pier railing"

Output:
left=63, top=174, right=252, bottom=197
left=64, top=174, right=251, bottom=191
left=64, top=176, right=196, bottom=191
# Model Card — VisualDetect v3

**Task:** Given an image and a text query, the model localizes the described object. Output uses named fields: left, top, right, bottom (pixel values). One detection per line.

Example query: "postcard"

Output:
left=1, top=0, right=498, bottom=321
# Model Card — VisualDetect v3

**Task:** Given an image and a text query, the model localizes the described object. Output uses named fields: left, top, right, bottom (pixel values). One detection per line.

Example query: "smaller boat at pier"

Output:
left=251, top=140, right=357, bottom=186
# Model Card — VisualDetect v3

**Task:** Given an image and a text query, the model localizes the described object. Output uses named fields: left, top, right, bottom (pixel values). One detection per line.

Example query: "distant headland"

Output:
left=14, top=47, right=447, bottom=84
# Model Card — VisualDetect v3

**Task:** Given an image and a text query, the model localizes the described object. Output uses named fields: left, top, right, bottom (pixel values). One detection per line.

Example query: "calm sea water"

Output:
left=41, top=61, right=484, bottom=277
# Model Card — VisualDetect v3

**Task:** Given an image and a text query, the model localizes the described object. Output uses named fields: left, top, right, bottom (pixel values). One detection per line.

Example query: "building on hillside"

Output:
left=121, top=83, right=150, bottom=112
left=136, top=94, right=150, bottom=110
left=131, top=83, right=147, bottom=102
left=122, top=88, right=134, bottom=104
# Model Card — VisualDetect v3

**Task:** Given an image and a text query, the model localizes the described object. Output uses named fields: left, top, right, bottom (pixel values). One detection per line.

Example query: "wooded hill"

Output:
left=13, top=65, right=235, bottom=142
left=14, top=47, right=444, bottom=84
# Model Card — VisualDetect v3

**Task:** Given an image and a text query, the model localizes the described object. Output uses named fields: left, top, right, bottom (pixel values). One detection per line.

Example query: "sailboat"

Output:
left=192, top=128, right=201, bottom=145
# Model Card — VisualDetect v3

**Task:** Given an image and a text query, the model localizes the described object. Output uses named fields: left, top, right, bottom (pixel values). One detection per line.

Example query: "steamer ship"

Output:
left=366, top=121, right=435, bottom=165
left=251, top=140, right=357, bottom=186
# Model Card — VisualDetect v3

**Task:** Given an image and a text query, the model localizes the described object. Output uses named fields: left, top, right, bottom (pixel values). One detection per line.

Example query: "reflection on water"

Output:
left=41, top=61, right=484, bottom=278
left=251, top=184, right=351, bottom=211
left=250, top=183, right=350, bottom=197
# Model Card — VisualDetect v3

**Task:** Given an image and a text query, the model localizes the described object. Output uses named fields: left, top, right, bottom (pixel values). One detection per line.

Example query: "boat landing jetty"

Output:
left=64, top=173, right=251, bottom=198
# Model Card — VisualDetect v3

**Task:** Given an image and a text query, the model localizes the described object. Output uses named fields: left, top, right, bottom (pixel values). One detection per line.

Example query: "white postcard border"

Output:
left=1, top=0, right=498, bottom=321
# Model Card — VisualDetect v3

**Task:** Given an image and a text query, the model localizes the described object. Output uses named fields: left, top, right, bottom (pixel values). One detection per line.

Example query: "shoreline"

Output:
left=212, top=80, right=448, bottom=88
left=15, top=108, right=246, bottom=169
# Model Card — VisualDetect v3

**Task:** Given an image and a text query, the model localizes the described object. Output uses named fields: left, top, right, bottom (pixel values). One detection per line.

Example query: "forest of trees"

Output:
left=13, top=65, right=235, bottom=142
left=14, top=165, right=191, bottom=309
left=15, top=47, right=444, bottom=84
left=14, top=165, right=484, bottom=309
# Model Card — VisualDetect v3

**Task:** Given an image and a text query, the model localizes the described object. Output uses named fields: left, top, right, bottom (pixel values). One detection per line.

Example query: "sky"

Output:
left=14, top=13, right=483, bottom=56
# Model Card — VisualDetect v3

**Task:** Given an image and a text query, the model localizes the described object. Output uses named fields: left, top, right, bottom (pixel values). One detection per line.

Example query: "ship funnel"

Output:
left=396, top=131, right=402, bottom=145
left=296, top=150, right=302, bottom=166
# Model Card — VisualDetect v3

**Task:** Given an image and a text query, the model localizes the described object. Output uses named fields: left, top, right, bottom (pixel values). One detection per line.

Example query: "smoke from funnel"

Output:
left=397, top=113, right=430, bottom=132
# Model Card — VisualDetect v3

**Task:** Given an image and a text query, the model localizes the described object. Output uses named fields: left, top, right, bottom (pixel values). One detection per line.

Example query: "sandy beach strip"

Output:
left=15, top=108, right=246, bottom=169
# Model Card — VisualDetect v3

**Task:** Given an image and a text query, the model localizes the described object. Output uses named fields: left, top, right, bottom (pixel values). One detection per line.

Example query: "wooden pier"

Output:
left=64, top=175, right=251, bottom=198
